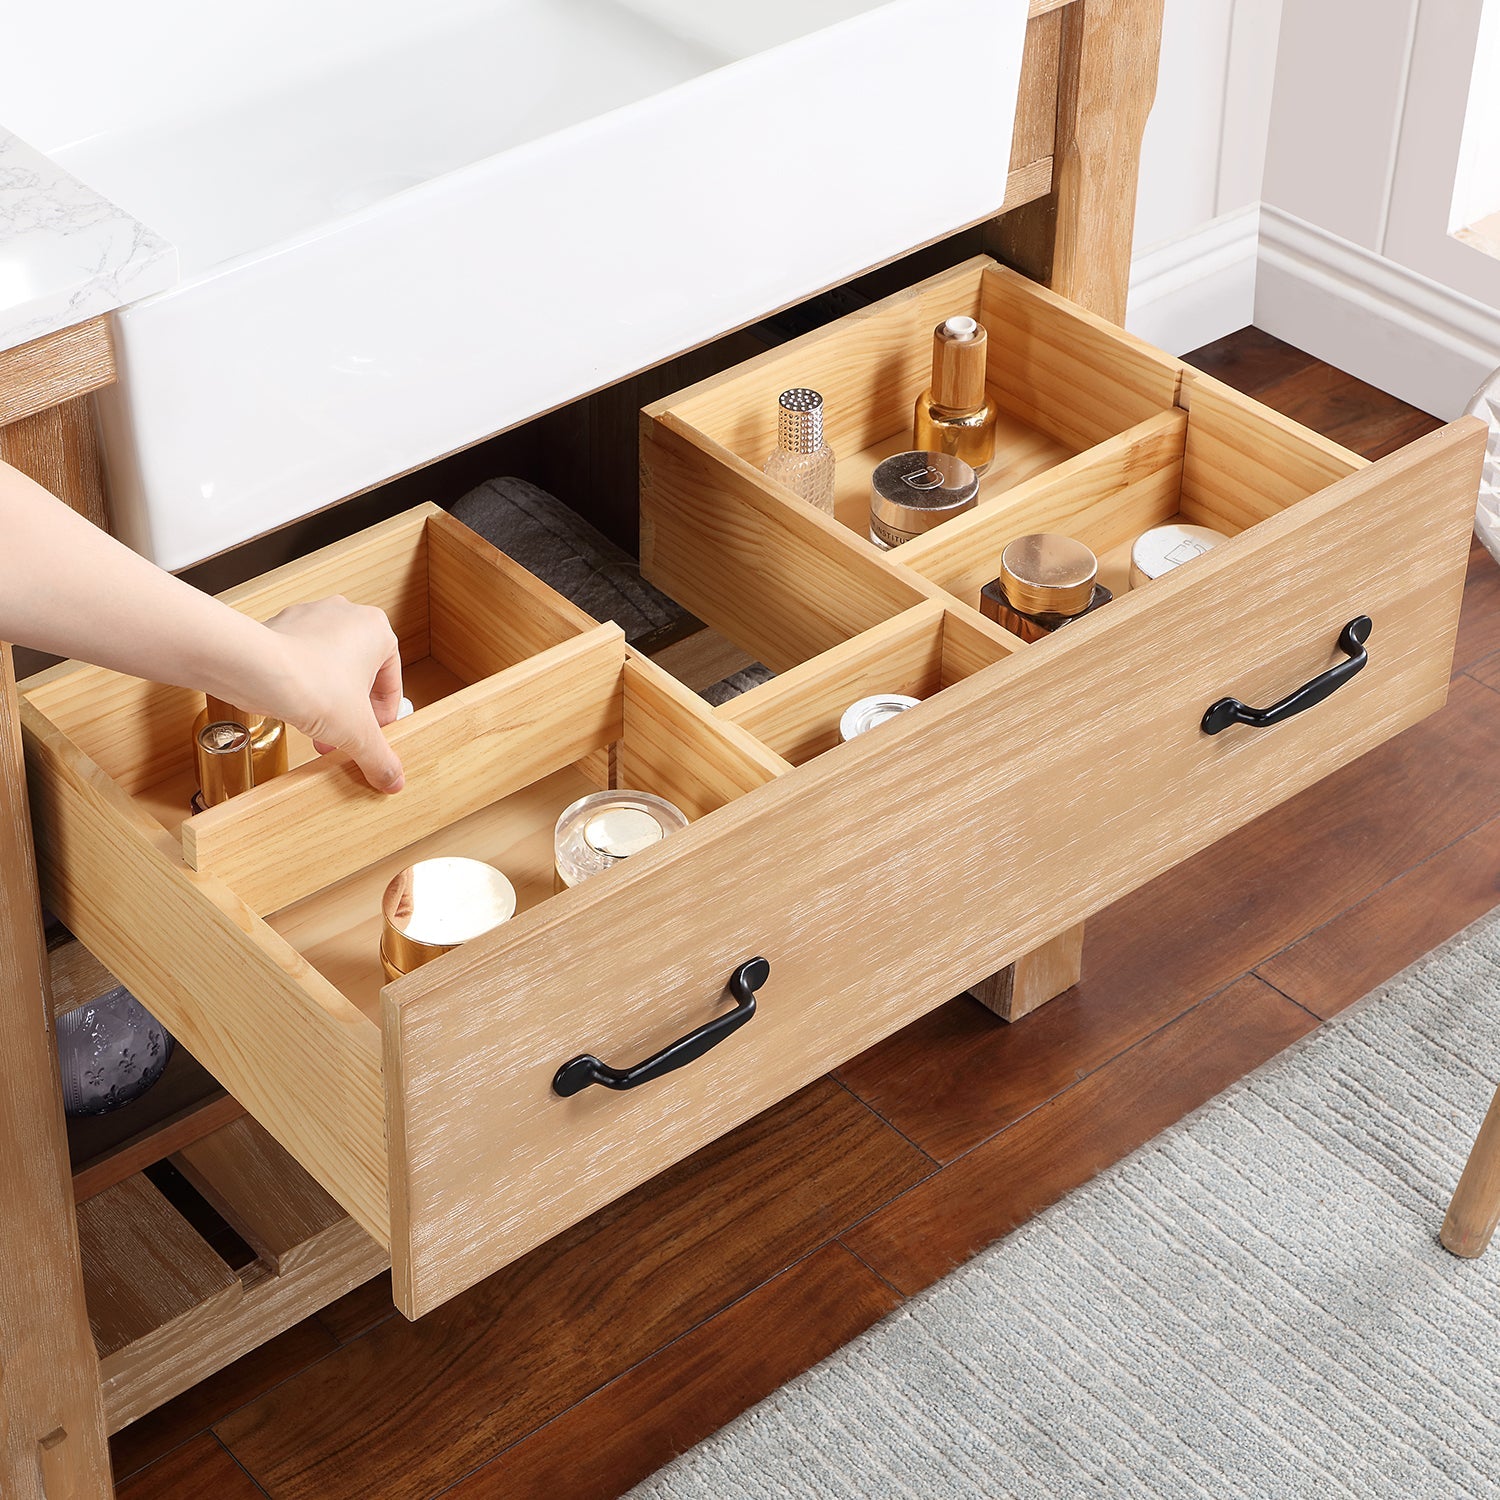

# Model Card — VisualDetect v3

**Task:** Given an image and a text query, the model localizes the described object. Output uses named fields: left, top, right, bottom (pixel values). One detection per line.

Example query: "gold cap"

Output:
left=999, top=533, right=1098, bottom=617
left=195, top=721, right=254, bottom=808
left=203, top=696, right=288, bottom=782
left=930, top=315, right=988, bottom=411
left=379, top=857, right=517, bottom=978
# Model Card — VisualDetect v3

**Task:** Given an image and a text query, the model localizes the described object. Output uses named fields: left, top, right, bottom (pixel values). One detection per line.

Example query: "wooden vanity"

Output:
left=0, top=2, right=1483, bottom=1493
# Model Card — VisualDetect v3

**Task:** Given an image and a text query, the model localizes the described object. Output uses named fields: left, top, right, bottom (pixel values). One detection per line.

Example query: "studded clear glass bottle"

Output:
left=764, top=388, right=835, bottom=515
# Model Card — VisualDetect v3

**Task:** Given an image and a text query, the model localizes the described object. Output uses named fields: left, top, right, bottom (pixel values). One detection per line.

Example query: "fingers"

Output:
left=370, top=638, right=405, bottom=727
left=343, top=706, right=405, bottom=794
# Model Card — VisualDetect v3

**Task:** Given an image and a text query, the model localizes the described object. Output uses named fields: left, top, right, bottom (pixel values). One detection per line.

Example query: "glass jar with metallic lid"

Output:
left=380, top=856, right=517, bottom=982
left=980, top=533, right=1112, bottom=642
left=839, top=694, right=921, bottom=742
left=554, top=790, right=689, bottom=890
left=1128, top=522, right=1228, bottom=589
left=868, top=450, right=978, bottom=549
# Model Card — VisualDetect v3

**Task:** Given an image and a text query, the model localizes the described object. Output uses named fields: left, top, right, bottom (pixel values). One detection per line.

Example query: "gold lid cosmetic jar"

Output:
left=555, top=790, right=689, bottom=890
left=840, top=694, right=921, bottom=742
left=868, top=451, right=978, bottom=549
left=380, top=857, right=517, bottom=982
left=980, top=533, right=1112, bottom=643
left=1128, top=523, right=1229, bottom=589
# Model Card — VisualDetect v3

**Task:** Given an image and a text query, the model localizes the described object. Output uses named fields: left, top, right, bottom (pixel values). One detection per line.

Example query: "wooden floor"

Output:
left=109, top=331, right=1500, bottom=1499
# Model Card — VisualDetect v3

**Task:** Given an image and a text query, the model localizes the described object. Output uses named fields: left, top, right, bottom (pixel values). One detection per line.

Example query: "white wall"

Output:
left=1126, top=0, right=1284, bottom=354
left=1258, top=0, right=1500, bottom=415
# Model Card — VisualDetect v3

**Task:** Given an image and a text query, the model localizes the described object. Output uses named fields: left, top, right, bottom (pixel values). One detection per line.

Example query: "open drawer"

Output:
left=23, top=262, right=1483, bottom=1322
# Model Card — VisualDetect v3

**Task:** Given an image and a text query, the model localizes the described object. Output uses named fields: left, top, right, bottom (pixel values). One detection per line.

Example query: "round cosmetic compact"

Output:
left=980, top=532, right=1113, bottom=643
left=839, top=694, right=922, bottom=742
left=868, top=450, right=979, bottom=549
left=1128, top=522, right=1229, bottom=589
left=380, top=856, right=517, bottom=982
left=554, top=790, right=689, bottom=890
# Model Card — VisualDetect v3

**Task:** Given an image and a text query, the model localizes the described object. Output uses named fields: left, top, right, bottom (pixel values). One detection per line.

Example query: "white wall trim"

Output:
left=1256, top=202, right=1500, bottom=418
left=1127, top=204, right=1260, bottom=354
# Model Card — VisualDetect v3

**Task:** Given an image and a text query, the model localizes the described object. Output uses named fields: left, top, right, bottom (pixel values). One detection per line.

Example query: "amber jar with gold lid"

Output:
left=980, top=533, right=1112, bottom=643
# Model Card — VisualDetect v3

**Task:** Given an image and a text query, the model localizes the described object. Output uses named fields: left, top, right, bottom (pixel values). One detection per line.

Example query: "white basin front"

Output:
left=3, top=0, right=1025, bottom=567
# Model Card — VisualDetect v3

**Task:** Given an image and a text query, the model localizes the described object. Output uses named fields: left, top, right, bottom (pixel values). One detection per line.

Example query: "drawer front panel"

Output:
left=385, top=420, right=1480, bottom=1317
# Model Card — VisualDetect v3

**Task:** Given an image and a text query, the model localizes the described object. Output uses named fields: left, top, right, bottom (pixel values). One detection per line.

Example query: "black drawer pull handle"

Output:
left=552, top=956, right=769, bottom=1097
left=1201, top=616, right=1372, bottom=736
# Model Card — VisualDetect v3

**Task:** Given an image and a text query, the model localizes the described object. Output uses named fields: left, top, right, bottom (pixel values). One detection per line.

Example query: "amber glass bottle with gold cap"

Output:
left=913, top=315, right=997, bottom=476
left=980, top=533, right=1112, bottom=643
left=191, top=694, right=288, bottom=792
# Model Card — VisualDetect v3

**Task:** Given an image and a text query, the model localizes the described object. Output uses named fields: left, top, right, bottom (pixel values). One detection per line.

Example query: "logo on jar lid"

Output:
left=901, top=464, right=949, bottom=491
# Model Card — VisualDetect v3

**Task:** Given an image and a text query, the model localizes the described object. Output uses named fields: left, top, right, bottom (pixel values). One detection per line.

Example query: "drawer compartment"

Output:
left=25, top=258, right=1483, bottom=1324
left=23, top=506, right=794, bottom=1318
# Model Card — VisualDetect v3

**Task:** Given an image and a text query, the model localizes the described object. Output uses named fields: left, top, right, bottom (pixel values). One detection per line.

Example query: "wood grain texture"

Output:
left=970, top=921, right=1085, bottom=1021
left=217, top=1080, right=929, bottom=1500
left=102, top=1223, right=386, bottom=1435
left=0, top=396, right=111, bottom=530
left=1012, top=9, right=1063, bottom=169
left=183, top=624, right=626, bottom=913
left=173, top=1118, right=349, bottom=1273
left=76, top=1176, right=242, bottom=1393
left=1443, top=1083, right=1500, bottom=1257
left=895, top=408, right=1186, bottom=606
left=22, top=701, right=391, bottom=1247
left=109, top=1319, right=336, bottom=1479
left=386, top=419, right=1478, bottom=1317
left=980, top=263, right=1181, bottom=450
left=1045, top=0, right=1165, bottom=323
left=838, top=671, right=1500, bottom=1163
left=641, top=415, right=928, bottom=673
left=426, top=508, right=602, bottom=680
left=844, top=975, right=1317, bottom=1294
left=0, top=645, right=112, bottom=1498
left=1179, top=367, right=1368, bottom=532
left=0, top=316, right=115, bottom=426
left=446, top=1243, right=903, bottom=1499
left=1452, top=538, right=1500, bottom=678
left=47, top=932, right=115, bottom=1017
left=1256, top=811, right=1500, bottom=1019
left=116, top=1432, right=266, bottom=1500
left=620, top=649, right=792, bottom=818
left=716, top=602, right=952, bottom=765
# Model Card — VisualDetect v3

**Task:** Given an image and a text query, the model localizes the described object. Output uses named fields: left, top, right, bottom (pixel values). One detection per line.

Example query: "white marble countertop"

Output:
left=0, top=128, right=176, bottom=355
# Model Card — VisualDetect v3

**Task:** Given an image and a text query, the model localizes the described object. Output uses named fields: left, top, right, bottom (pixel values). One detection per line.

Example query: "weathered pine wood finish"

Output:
left=0, top=645, right=113, bottom=1497
left=0, top=1, right=1257, bottom=1484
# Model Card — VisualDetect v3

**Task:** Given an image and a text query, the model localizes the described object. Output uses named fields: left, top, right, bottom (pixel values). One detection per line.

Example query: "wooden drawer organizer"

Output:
left=23, top=257, right=1484, bottom=1323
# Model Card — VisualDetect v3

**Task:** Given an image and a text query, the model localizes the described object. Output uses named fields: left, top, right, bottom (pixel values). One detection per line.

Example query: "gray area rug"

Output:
left=629, top=912, right=1500, bottom=1499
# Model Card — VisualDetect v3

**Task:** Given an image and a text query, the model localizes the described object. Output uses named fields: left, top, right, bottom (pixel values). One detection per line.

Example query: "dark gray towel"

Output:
left=700, top=664, right=775, bottom=706
left=450, top=477, right=685, bottom=647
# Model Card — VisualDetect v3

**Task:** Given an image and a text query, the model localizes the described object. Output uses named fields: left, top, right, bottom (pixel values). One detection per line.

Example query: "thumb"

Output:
left=344, top=710, right=405, bottom=793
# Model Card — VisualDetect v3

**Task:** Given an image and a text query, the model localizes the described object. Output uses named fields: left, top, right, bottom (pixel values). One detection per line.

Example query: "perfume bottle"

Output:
left=913, top=315, right=997, bottom=475
left=764, top=388, right=835, bottom=515
left=189, top=719, right=254, bottom=815
left=192, top=694, right=288, bottom=788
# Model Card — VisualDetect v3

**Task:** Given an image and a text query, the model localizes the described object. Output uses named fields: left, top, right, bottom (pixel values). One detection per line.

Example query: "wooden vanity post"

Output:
left=0, top=644, right=113, bottom=1499
left=976, top=0, right=1165, bottom=1019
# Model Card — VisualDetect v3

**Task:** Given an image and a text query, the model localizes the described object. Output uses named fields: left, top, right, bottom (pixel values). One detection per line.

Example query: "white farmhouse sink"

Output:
left=4, top=0, right=1025, bottom=567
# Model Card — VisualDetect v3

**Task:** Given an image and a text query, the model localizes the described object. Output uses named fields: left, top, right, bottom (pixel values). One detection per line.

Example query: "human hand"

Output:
left=260, top=597, right=406, bottom=792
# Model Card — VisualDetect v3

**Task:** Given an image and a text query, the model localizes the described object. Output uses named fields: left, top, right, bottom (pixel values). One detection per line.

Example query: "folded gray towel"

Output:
left=700, top=664, right=775, bottom=707
left=450, top=477, right=686, bottom=647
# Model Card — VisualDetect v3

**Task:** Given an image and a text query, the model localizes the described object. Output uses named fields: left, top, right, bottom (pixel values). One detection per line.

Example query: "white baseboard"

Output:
left=1256, top=205, right=1500, bottom=419
left=1126, top=205, right=1260, bottom=355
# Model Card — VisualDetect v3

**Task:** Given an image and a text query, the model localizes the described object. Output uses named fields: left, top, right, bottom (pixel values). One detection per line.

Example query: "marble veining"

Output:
left=0, top=128, right=176, bottom=354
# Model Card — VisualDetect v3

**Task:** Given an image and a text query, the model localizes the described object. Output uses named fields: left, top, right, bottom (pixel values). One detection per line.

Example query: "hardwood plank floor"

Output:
left=108, top=331, right=1500, bottom=1499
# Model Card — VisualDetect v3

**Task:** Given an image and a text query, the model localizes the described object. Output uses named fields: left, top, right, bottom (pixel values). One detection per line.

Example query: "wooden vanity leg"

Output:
left=0, top=644, right=113, bottom=1499
left=973, top=0, right=1162, bottom=1022
left=970, top=924, right=1085, bottom=1024
left=1442, top=1084, right=1500, bottom=1258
